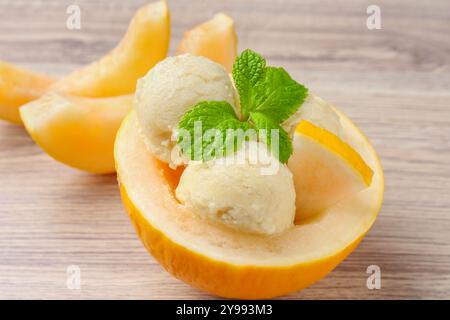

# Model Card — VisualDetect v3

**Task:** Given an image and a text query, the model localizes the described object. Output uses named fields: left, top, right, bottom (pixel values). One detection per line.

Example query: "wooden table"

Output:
left=1, top=0, right=449, bottom=299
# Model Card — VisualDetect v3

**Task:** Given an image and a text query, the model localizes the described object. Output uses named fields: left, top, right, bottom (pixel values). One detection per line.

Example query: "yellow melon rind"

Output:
left=296, top=119, right=374, bottom=186
left=119, top=182, right=364, bottom=299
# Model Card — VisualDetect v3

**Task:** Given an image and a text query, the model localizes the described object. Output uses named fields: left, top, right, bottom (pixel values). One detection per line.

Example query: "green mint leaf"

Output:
left=178, top=49, right=308, bottom=163
left=250, top=112, right=293, bottom=163
left=252, top=67, right=308, bottom=123
left=178, top=101, right=250, bottom=161
left=232, top=49, right=266, bottom=119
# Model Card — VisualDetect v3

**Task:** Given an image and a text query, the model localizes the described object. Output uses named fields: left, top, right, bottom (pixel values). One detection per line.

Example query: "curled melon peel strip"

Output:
left=21, top=93, right=133, bottom=174
left=115, top=107, right=384, bottom=299
left=51, top=0, right=170, bottom=97
left=177, top=13, right=237, bottom=72
left=0, top=61, right=54, bottom=124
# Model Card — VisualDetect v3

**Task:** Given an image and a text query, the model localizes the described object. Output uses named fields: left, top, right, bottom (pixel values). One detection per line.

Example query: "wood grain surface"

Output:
left=1, top=0, right=449, bottom=299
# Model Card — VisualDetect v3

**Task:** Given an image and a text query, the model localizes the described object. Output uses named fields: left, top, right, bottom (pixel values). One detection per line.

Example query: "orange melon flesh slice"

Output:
left=289, top=120, right=374, bottom=221
left=177, top=13, right=237, bottom=72
left=0, top=61, right=54, bottom=124
left=115, top=108, right=384, bottom=299
left=20, top=93, right=133, bottom=174
left=51, top=1, right=170, bottom=97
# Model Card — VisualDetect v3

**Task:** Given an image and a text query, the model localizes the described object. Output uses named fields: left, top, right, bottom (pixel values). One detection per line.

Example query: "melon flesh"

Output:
left=116, top=110, right=383, bottom=266
left=0, top=61, right=54, bottom=124
left=21, top=93, right=133, bottom=174
left=51, top=1, right=170, bottom=97
left=290, top=119, right=373, bottom=221
left=177, top=13, right=237, bottom=72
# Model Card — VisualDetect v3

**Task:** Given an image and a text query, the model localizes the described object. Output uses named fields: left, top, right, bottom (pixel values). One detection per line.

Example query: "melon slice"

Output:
left=51, top=1, right=170, bottom=97
left=0, top=61, right=54, bottom=124
left=177, top=13, right=237, bottom=72
left=289, top=120, right=374, bottom=221
left=114, top=107, right=384, bottom=299
left=20, top=93, right=133, bottom=174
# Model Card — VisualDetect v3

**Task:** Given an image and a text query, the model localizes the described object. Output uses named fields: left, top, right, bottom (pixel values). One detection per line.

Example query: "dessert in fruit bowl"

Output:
left=115, top=50, right=384, bottom=299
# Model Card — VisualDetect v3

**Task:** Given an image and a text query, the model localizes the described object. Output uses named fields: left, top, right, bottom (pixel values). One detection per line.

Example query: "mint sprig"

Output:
left=251, top=66, right=308, bottom=123
left=232, top=49, right=266, bottom=119
left=178, top=101, right=250, bottom=161
left=249, top=112, right=293, bottom=163
left=177, top=49, right=308, bottom=163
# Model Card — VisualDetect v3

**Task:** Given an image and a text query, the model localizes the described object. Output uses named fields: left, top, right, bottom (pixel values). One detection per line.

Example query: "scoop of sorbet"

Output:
left=176, top=141, right=296, bottom=235
left=135, top=54, right=237, bottom=167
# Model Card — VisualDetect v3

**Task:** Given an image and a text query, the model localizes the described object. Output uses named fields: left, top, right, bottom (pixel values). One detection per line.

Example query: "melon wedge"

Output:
left=177, top=13, right=237, bottom=72
left=289, top=120, right=374, bottom=221
left=51, top=1, right=170, bottom=97
left=0, top=61, right=54, bottom=124
left=20, top=93, right=133, bottom=174
left=115, top=107, right=384, bottom=299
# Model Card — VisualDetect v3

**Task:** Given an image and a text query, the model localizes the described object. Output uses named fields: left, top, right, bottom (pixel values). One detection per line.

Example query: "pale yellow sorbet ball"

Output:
left=135, top=54, right=237, bottom=166
left=176, top=141, right=296, bottom=235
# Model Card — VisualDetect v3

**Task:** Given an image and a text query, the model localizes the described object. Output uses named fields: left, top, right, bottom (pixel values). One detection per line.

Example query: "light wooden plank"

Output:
left=0, top=0, right=449, bottom=299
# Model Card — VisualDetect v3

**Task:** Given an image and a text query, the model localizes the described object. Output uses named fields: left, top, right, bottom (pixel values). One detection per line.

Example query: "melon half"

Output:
left=115, top=104, right=384, bottom=299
